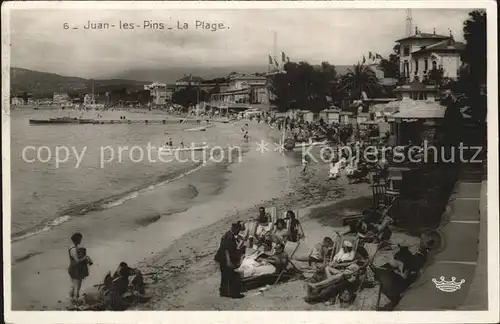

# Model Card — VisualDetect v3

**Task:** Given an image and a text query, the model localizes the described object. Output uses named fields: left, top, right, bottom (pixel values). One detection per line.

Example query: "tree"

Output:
left=460, top=9, right=487, bottom=122
left=172, top=86, right=207, bottom=109
left=425, top=67, right=444, bottom=86
left=379, top=44, right=401, bottom=79
left=268, top=61, right=338, bottom=112
left=339, top=63, right=381, bottom=100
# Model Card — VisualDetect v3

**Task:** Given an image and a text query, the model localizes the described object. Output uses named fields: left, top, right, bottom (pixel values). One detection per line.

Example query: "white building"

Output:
left=396, top=28, right=464, bottom=82
left=144, top=82, right=170, bottom=105
left=53, top=92, right=71, bottom=105
left=210, top=74, right=270, bottom=108
left=83, top=94, right=96, bottom=106
left=175, top=75, right=204, bottom=86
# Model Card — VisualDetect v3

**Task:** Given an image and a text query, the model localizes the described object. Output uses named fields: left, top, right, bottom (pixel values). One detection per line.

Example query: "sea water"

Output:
left=9, top=109, right=258, bottom=307
left=10, top=109, right=238, bottom=240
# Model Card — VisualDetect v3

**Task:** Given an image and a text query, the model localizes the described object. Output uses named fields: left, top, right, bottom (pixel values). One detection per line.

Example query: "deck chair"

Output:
left=246, top=206, right=277, bottom=240
left=325, top=234, right=360, bottom=267
left=240, top=246, right=303, bottom=292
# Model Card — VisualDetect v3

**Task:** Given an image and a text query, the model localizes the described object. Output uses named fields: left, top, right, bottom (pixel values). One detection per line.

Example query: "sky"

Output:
left=8, top=6, right=473, bottom=79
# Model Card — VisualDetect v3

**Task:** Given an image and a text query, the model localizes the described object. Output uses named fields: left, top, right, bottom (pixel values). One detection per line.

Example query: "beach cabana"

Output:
left=319, top=108, right=341, bottom=124
left=389, top=99, right=447, bottom=146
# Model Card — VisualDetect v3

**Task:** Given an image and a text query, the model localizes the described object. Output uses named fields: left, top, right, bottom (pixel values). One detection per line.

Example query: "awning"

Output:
left=391, top=99, right=447, bottom=119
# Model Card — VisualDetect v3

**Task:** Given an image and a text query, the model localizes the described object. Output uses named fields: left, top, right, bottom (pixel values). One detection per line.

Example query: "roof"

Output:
left=364, top=98, right=398, bottom=104
left=361, top=120, right=381, bottom=125
left=393, top=81, right=438, bottom=93
left=229, top=74, right=266, bottom=81
left=214, top=88, right=251, bottom=95
left=396, top=32, right=450, bottom=43
left=391, top=99, right=447, bottom=119
left=176, top=75, right=204, bottom=83
left=412, top=38, right=465, bottom=55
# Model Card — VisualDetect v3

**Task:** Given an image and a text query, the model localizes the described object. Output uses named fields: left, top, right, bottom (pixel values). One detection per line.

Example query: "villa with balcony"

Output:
left=144, top=82, right=173, bottom=106
left=397, top=27, right=464, bottom=83
left=209, top=73, right=272, bottom=112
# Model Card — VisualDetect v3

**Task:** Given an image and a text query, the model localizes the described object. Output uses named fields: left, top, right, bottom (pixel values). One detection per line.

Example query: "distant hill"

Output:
left=11, top=64, right=356, bottom=98
left=10, top=67, right=150, bottom=98
left=108, top=65, right=269, bottom=83
left=110, top=65, right=354, bottom=83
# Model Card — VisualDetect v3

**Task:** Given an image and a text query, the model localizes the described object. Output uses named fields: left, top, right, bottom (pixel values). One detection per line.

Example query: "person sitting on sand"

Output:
left=309, top=237, right=335, bottom=267
left=307, top=259, right=364, bottom=291
left=254, top=207, right=273, bottom=239
left=266, top=243, right=289, bottom=274
left=328, top=240, right=355, bottom=270
left=271, top=219, right=289, bottom=245
left=112, top=262, right=146, bottom=297
left=236, top=242, right=288, bottom=278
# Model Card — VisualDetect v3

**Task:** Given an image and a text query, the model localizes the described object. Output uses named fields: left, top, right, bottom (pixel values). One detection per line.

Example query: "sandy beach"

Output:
left=126, top=126, right=421, bottom=311
left=10, top=114, right=422, bottom=311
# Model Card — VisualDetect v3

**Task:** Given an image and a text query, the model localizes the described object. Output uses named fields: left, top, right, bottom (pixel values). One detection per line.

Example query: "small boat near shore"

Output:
left=158, top=144, right=209, bottom=152
left=184, top=124, right=215, bottom=132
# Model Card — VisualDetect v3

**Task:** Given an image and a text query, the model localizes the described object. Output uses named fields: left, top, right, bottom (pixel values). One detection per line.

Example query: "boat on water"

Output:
left=29, top=117, right=80, bottom=125
left=184, top=124, right=215, bottom=132
left=158, top=144, right=209, bottom=152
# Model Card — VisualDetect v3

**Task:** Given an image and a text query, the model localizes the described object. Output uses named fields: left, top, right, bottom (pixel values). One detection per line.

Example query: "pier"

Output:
left=28, top=118, right=230, bottom=125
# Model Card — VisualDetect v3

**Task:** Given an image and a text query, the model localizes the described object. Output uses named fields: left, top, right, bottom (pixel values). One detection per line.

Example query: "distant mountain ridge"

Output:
left=10, top=67, right=151, bottom=98
left=11, top=64, right=356, bottom=98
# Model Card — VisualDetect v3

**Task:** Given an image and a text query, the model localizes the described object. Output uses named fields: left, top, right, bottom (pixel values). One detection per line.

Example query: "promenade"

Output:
left=396, top=166, right=487, bottom=310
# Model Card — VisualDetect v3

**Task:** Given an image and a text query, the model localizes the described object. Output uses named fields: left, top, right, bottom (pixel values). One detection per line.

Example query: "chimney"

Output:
left=433, top=28, right=436, bottom=35
left=415, top=26, right=418, bottom=35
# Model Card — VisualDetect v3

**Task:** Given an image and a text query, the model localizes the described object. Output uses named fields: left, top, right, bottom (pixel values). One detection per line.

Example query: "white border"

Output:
left=2, top=1, right=498, bottom=323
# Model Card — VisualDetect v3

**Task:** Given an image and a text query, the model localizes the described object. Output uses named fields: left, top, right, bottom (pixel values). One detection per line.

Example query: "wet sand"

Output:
left=11, top=121, right=293, bottom=310
left=134, top=149, right=421, bottom=311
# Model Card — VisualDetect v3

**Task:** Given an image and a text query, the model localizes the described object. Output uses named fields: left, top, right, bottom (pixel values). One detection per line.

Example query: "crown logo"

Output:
left=432, top=276, right=465, bottom=292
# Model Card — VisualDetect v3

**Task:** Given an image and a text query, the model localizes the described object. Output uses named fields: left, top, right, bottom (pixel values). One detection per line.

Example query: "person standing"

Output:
left=68, top=232, right=92, bottom=304
left=214, top=223, right=244, bottom=298
left=285, top=210, right=304, bottom=243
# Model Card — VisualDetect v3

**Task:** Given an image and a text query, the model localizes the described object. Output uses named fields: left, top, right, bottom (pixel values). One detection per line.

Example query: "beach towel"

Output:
left=236, top=252, right=276, bottom=278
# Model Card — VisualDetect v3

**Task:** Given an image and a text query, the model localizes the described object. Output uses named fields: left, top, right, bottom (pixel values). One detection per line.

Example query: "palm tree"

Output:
left=339, top=63, right=381, bottom=100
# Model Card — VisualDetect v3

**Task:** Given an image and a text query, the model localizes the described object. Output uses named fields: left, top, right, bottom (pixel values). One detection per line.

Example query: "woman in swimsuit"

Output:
left=68, top=232, right=92, bottom=304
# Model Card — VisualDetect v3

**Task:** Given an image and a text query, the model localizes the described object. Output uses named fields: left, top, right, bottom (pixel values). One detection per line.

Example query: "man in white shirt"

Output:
left=329, top=240, right=355, bottom=269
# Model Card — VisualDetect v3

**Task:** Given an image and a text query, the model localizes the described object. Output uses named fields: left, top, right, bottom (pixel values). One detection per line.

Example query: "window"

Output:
left=415, top=60, right=419, bottom=72
left=403, top=46, right=410, bottom=56
left=403, top=61, right=410, bottom=77
left=432, top=61, right=437, bottom=70
left=424, top=59, right=428, bottom=71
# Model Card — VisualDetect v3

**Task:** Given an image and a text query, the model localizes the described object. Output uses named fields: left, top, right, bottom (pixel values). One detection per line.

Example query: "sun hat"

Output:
left=343, top=240, right=354, bottom=248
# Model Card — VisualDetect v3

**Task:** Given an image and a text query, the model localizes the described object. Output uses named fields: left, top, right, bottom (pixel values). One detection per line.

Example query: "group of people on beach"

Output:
left=67, top=232, right=146, bottom=309
left=212, top=199, right=406, bottom=305
left=214, top=207, right=304, bottom=298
